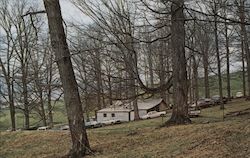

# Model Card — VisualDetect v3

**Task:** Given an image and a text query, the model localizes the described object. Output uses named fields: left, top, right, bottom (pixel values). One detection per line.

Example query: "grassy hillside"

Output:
left=0, top=99, right=249, bottom=158
left=0, top=102, right=68, bottom=131
left=198, top=71, right=246, bottom=97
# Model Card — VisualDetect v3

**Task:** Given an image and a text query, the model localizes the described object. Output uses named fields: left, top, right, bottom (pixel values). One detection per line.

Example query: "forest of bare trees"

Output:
left=1, top=0, right=250, bottom=157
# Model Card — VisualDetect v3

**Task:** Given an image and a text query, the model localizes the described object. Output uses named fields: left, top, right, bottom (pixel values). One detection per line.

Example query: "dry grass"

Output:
left=0, top=99, right=250, bottom=158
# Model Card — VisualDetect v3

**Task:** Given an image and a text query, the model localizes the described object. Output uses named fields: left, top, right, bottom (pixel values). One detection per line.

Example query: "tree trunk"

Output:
left=165, top=55, right=171, bottom=104
left=193, top=56, right=199, bottom=102
left=47, top=87, right=53, bottom=127
left=148, top=44, right=154, bottom=88
left=214, top=2, right=224, bottom=109
left=159, top=42, right=166, bottom=101
left=166, top=0, right=191, bottom=125
left=225, top=22, right=231, bottom=99
left=241, top=35, right=246, bottom=97
left=108, top=73, right=113, bottom=106
left=188, top=59, right=193, bottom=103
left=239, top=0, right=250, bottom=99
left=95, top=53, right=103, bottom=110
left=39, top=90, right=47, bottom=126
left=129, top=71, right=140, bottom=120
left=22, top=66, right=29, bottom=129
left=47, top=58, right=53, bottom=127
left=8, top=82, right=15, bottom=131
left=43, top=0, right=90, bottom=156
left=203, top=51, right=210, bottom=98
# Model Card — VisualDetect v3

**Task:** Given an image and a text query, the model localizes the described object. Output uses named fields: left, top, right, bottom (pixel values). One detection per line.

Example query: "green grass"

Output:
left=0, top=101, right=68, bottom=131
left=198, top=71, right=246, bottom=97
left=0, top=99, right=250, bottom=158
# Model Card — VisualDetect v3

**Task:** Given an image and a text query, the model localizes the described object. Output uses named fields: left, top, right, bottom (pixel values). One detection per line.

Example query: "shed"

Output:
left=96, top=99, right=168, bottom=122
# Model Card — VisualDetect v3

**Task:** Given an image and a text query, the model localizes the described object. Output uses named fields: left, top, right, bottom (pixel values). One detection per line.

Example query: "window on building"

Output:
left=103, top=113, right=107, bottom=117
left=111, top=113, right=115, bottom=117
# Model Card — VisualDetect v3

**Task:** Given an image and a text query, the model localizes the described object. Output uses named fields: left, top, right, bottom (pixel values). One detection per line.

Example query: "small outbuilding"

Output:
left=96, top=99, right=168, bottom=122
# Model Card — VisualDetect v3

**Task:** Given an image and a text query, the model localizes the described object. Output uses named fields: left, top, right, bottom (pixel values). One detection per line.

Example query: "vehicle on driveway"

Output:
left=141, top=111, right=166, bottom=119
left=37, top=126, right=50, bottom=131
left=211, top=95, right=228, bottom=104
left=60, top=125, right=69, bottom=130
left=188, top=107, right=201, bottom=117
left=189, top=98, right=214, bottom=109
left=60, top=120, right=103, bottom=130
left=236, top=92, right=244, bottom=98
left=85, top=120, right=103, bottom=128
left=100, top=119, right=121, bottom=125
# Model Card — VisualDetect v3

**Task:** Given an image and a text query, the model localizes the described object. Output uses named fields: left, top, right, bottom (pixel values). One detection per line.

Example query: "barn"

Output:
left=96, top=99, right=168, bottom=122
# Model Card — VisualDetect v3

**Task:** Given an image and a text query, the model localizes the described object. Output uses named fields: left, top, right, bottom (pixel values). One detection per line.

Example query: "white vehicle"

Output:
left=188, top=108, right=201, bottom=117
left=60, top=125, right=69, bottom=130
left=236, top=92, right=243, bottom=98
left=37, top=126, right=50, bottom=131
left=100, top=119, right=121, bottom=125
left=85, top=120, right=103, bottom=128
left=141, top=111, right=166, bottom=119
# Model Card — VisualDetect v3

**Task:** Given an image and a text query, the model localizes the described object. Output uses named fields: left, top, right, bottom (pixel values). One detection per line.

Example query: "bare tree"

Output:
left=166, top=0, right=191, bottom=125
left=43, top=0, right=90, bottom=156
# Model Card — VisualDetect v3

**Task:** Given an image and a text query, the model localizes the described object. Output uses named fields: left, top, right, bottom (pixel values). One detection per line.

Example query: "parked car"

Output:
left=85, top=121, right=102, bottom=128
left=236, top=92, right=244, bottom=98
left=100, top=119, right=121, bottom=126
left=141, top=111, right=166, bottom=119
left=37, top=126, right=50, bottom=131
left=211, top=95, right=228, bottom=104
left=188, top=107, right=201, bottom=117
left=189, top=98, right=214, bottom=109
left=60, top=125, right=69, bottom=130
left=204, top=98, right=215, bottom=106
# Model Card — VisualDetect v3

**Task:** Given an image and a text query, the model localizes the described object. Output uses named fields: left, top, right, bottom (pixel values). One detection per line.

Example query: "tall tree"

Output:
left=43, top=0, right=90, bottom=156
left=166, top=0, right=191, bottom=125
left=213, top=0, right=224, bottom=109
left=0, top=0, right=16, bottom=130
left=239, top=0, right=250, bottom=99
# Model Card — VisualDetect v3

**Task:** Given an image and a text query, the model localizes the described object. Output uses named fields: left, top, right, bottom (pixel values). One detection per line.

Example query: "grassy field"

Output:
left=0, top=99, right=249, bottom=158
left=0, top=101, right=68, bottom=131
left=198, top=71, right=246, bottom=97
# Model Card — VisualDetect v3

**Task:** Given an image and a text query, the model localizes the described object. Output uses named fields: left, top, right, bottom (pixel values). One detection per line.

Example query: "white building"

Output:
left=96, top=99, right=168, bottom=122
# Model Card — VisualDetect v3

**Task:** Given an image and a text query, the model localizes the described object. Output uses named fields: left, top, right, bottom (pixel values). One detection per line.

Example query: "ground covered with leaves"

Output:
left=0, top=99, right=250, bottom=158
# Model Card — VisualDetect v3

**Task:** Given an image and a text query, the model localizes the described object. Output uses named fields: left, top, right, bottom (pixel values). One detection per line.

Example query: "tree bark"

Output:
left=148, top=44, right=154, bottom=88
left=214, top=2, right=224, bottom=109
left=22, top=65, right=30, bottom=129
left=239, top=0, right=250, bottom=99
left=166, top=0, right=191, bottom=125
left=43, top=0, right=90, bottom=156
left=241, top=35, right=246, bottom=97
left=94, top=51, right=103, bottom=110
left=225, top=22, right=231, bottom=99
left=193, top=56, right=199, bottom=102
left=159, top=42, right=166, bottom=101
left=203, top=50, right=210, bottom=98
left=47, top=55, right=54, bottom=127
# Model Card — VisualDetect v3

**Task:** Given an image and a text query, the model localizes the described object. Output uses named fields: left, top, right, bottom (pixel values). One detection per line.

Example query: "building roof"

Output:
left=98, top=107, right=132, bottom=113
left=97, top=98, right=164, bottom=113
left=137, top=99, right=163, bottom=110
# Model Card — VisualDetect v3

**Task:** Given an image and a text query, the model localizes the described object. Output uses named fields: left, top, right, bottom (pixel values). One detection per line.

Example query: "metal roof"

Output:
left=97, top=99, right=164, bottom=113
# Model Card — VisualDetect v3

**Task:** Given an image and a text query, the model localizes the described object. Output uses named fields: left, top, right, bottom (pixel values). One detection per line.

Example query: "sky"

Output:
left=36, top=0, right=92, bottom=24
left=59, top=0, right=92, bottom=24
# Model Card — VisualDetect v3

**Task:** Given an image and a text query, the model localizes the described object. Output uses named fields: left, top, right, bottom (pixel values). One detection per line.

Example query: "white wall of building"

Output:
left=97, top=112, right=130, bottom=122
left=97, top=109, right=150, bottom=122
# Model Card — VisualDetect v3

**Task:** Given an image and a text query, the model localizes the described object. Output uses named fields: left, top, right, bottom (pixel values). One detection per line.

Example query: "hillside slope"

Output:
left=0, top=99, right=250, bottom=158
